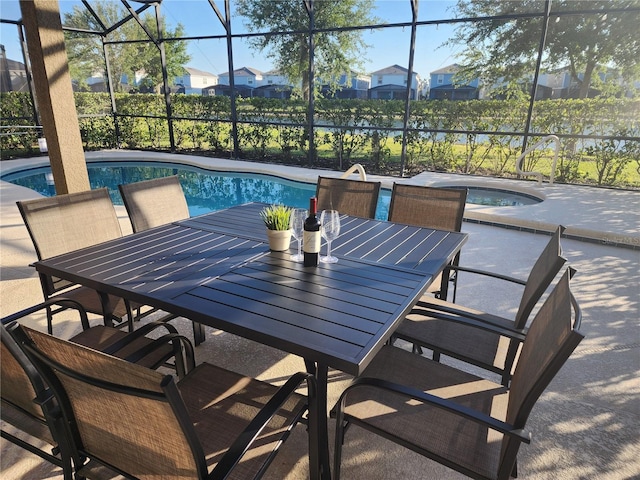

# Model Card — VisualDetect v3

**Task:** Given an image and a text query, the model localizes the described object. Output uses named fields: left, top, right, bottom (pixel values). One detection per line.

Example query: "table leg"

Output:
left=305, top=359, right=332, bottom=480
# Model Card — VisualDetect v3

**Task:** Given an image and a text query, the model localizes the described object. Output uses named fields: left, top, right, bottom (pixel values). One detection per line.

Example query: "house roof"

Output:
left=220, top=66, right=263, bottom=77
left=4, top=58, right=25, bottom=71
left=183, top=67, right=217, bottom=77
left=431, top=64, right=461, bottom=75
left=371, top=64, right=408, bottom=75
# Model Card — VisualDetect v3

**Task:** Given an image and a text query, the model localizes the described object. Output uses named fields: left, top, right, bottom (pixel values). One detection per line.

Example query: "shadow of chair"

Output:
left=16, top=188, right=150, bottom=333
left=1, top=298, right=195, bottom=479
left=393, top=225, right=567, bottom=386
left=316, top=176, right=381, bottom=219
left=332, top=268, right=583, bottom=480
left=118, top=175, right=205, bottom=345
left=8, top=318, right=316, bottom=480
left=388, top=183, right=467, bottom=301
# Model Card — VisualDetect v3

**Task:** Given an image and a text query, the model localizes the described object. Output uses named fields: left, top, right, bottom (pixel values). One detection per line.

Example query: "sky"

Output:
left=0, top=0, right=462, bottom=81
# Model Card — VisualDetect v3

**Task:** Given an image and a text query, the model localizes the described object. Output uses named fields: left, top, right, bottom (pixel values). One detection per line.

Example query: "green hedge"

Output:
left=2, top=91, right=638, bottom=187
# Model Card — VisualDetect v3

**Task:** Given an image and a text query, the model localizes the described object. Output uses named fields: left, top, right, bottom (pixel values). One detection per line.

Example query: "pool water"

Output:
left=445, top=186, right=542, bottom=207
left=2, top=161, right=392, bottom=220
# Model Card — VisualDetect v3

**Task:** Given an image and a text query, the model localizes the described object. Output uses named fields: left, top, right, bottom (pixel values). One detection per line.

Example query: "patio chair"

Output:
left=1, top=298, right=195, bottom=479
left=118, top=175, right=205, bottom=345
left=9, top=320, right=316, bottom=480
left=1, top=311, right=76, bottom=480
left=394, top=225, right=567, bottom=385
left=316, top=176, right=381, bottom=219
left=387, top=183, right=467, bottom=300
left=332, top=268, right=583, bottom=480
left=118, top=175, right=190, bottom=233
left=16, top=188, right=149, bottom=333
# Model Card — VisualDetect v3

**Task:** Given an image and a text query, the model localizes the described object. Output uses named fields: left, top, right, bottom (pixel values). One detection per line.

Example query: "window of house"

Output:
left=438, top=75, right=444, bottom=85
left=378, top=76, right=383, bottom=85
left=248, top=79, right=253, bottom=84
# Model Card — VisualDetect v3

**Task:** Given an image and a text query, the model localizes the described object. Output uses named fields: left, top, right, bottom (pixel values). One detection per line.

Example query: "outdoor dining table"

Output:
left=33, top=202, right=467, bottom=480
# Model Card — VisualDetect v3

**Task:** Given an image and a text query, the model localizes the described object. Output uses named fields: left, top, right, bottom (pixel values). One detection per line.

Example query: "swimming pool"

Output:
left=443, top=186, right=542, bottom=207
left=2, top=161, right=392, bottom=220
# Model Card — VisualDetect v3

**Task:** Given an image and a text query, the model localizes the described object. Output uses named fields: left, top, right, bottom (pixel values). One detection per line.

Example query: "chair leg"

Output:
left=192, top=321, right=205, bottom=346
left=334, top=417, right=347, bottom=480
left=46, top=305, right=54, bottom=334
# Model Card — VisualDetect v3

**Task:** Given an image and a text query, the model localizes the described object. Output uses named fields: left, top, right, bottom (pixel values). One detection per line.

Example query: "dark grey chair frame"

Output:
left=16, top=188, right=150, bottom=333
left=387, top=183, right=468, bottom=301
left=118, top=175, right=190, bottom=234
left=332, top=268, right=583, bottom=480
left=316, top=176, right=381, bottom=219
left=8, top=320, right=317, bottom=480
left=1, top=300, right=82, bottom=480
left=395, top=225, right=567, bottom=386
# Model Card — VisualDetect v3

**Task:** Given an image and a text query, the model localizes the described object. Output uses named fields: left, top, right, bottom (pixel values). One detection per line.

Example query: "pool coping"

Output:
left=1, top=149, right=638, bottom=249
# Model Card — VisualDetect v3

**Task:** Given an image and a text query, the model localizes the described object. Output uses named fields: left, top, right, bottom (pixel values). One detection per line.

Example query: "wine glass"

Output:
left=320, top=210, right=340, bottom=264
left=289, top=208, right=307, bottom=262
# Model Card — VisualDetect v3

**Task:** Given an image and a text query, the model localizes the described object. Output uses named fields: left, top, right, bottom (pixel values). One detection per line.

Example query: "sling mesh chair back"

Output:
left=17, top=188, right=142, bottom=333
left=10, top=323, right=315, bottom=480
left=388, top=184, right=467, bottom=300
left=394, top=225, right=567, bottom=385
left=1, top=319, right=77, bottom=480
left=316, top=176, right=381, bottom=219
left=118, top=175, right=205, bottom=345
left=118, top=175, right=190, bottom=233
left=333, top=268, right=583, bottom=480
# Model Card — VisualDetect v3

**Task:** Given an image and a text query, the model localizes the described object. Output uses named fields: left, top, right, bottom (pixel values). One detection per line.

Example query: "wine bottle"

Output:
left=303, top=197, right=321, bottom=267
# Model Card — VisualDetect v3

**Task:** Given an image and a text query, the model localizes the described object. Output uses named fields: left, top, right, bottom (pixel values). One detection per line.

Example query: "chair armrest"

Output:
left=208, top=371, right=316, bottom=480
left=1, top=298, right=89, bottom=327
left=123, top=333, right=196, bottom=378
left=445, top=265, right=527, bottom=286
left=409, top=303, right=528, bottom=341
left=334, top=376, right=530, bottom=444
left=100, top=320, right=181, bottom=355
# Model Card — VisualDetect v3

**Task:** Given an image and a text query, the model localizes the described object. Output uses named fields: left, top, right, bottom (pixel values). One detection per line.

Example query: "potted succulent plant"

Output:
left=260, top=204, right=293, bottom=251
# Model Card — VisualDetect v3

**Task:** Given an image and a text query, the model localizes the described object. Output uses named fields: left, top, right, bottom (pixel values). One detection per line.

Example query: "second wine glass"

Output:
left=320, top=210, right=340, bottom=264
left=289, top=208, right=307, bottom=262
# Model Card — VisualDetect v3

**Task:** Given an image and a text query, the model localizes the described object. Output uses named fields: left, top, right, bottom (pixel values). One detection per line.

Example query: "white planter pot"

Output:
left=266, top=229, right=292, bottom=251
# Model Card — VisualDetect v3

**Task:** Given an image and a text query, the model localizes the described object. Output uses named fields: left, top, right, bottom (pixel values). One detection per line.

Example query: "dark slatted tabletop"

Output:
left=35, top=203, right=467, bottom=376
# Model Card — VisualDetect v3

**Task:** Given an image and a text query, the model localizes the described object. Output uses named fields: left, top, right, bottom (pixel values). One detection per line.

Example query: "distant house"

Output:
left=174, top=67, right=218, bottom=95
left=262, top=69, right=290, bottom=87
left=203, top=83, right=254, bottom=98
left=217, top=66, right=263, bottom=88
left=253, top=69, right=293, bottom=98
left=536, top=68, right=613, bottom=99
left=369, top=65, right=420, bottom=100
left=253, top=84, right=292, bottom=99
left=429, top=64, right=480, bottom=100
left=0, top=46, right=28, bottom=92
left=320, top=71, right=371, bottom=99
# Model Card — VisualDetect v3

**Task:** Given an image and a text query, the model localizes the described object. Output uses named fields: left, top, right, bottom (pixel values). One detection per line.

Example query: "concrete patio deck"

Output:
left=1, top=152, right=638, bottom=479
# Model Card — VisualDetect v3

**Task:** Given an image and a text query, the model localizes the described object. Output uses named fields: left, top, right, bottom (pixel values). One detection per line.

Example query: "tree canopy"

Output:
left=63, top=0, right=190, bottom=92
left=235, top=0, right=377, bottom=100
left=448, top=0, right=640, bottom=98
